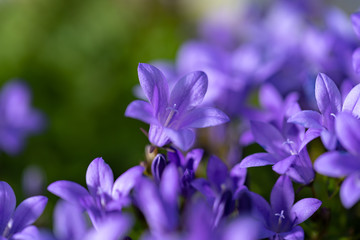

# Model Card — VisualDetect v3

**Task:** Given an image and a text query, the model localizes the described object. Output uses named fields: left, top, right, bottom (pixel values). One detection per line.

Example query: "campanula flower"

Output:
left=125, top=63, right=229, bottom=151
left=249, top=175, right=321, bottom=239
left=48, top=157, right=144, bottom=227
left=0, top=181, right=47, bottom=240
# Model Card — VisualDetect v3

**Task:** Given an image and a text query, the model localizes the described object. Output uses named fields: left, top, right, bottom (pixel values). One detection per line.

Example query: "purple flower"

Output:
left=125, top=63, right=229, bottom=151
left=289, top=73, right=360, bottom=150
left=315, top=112, right=360, bottom=208
left=48, top=157, right=144, bottom=227
left=238, top=119, right=315, bottom=184
left=0, top=80, right=45, bottom=155
left=0, top=181, right=47, bottom=240
left=249, top=175, right=321, bottom=239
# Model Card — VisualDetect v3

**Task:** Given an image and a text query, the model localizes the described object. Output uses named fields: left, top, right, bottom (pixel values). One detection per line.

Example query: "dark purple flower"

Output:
left=48, top=157, right=144, bottom=227
left=315, top=111, right=360, bottom=208
left=250, top=175, right=321, bottom=239
left=0, top=80, right=45, bottom=155
left=125, top=63, right=229, bottom=151
left=0, top=181, right=47, bottom=240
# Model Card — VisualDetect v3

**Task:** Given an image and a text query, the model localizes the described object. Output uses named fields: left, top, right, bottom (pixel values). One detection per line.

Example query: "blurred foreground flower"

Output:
left=0, top=80, right=45, bottom=155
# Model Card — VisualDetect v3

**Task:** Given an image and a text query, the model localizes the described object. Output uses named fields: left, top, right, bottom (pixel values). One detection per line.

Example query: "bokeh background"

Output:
left=0, top=0, right=359, bottom=231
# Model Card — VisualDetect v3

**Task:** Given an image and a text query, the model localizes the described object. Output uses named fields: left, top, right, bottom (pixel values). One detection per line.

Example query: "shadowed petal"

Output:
left=86, top=158, right=114, bottom=198
left=249, top=192, right=272, bottom=227
left=270, top=176, right=294, bottom=214
left=191, top=179, right=216, bottom=204
left=149, top=124, right=169, bottom=147
left=164, top=128, right=195, bottom=151
left=315, top=73, right=341, bottom=119
left=336, top=112, right=360, bottom=155
left=280, top=226, right=304, bottom=240
left=112, top=166, right=144, bottom=199
left=138, top=63, right=169, bottom=120
left=125, top=100, right=157, bottom=124
left=340, top=172, right=360, bottom=208
left=47, top=181, right=90, bottom=207
left=207, top=155, right=229, bottom=188
left=239, top=153, right=278, bottom=168
left=181, top=107, right=229, bottom=128
left=342, top=83, right=360, bottom=118
left=250, top=121, right=286, bottom=156
left=9, top=196, right=47, bottom=235
left=286, top=149, right=314, bottom=184
left=314, top=151, right=360, bottom=177
left=291, top=198, right=321, bottom=225
left=169, top=71, right=208, bottom=115
left=288, top=110, right=322, bottom=129
left=0, top=181, right=16, bottom=234
left=184, top=148, right=204, bottom=171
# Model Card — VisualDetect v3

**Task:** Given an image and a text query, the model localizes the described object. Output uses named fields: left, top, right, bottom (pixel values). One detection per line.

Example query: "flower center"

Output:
left=282, top=139, right=297, bottom=155
left=164, top=104, right=178, bottom=127
left=275, top=210, right=285, bottom=225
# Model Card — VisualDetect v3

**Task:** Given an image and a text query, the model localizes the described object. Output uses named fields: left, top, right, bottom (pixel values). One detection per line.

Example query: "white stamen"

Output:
left=283, top=139, right=298, bottom=155
left=275, top=210, right=285, bottom=225
left=330, top=113, right=336, bottom=118
left=164, top=104, right=178, bottom=127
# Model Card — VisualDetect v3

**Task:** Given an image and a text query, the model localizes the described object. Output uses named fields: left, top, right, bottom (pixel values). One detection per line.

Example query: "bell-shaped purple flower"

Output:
left=0, top=181, right=47, bottom=240
left=48, top=157, right=144, bottom=227
left=125, top=63, right=229, bottom=151
left=249, top=175, right=321, bottom=239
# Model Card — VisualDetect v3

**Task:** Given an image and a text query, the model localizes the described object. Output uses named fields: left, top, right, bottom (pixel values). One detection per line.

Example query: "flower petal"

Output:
left=0, top=181, right=16, bottom=234
left=112, top=166, right=144, bottom=199
left=207, top=155, right=228, bottom=188
left=47, top=181, right=90, bottom=207
left=287, top=110, right=322, bottom=129
left=320, top=129, right=337, bottom=151
left=250, top=121, right=287, bottom=157
left=280, top=225, right=304, bottom=240
left=86, top=158, right=114, bottom=198
left=270, top=176, right=294, bottom=214
left=184, top=148, right=204, bottom=171
left=9, top=196, right=47, bottom=235
left=249, top=192, right=272, bottom=227
left=340, top=172, right=360, bottom=208
left=11, top=226, right=40, bottom=240
left=148, top=124, right=169, bottom=147
left=336, top=112, right=360, bottom=155
left=342, top=83, right=360, bottom=118
left=138, top=63, right=169, bottom=120
left=181, top=107, right=229, bottom=128
left=351, top=11, right=360, bottom=39
left=125, top=100, right=157, bottom=124
left=286, top=149, right=315, bottom=185
left=315, top=73, right=341, bottom=119
left=291, top=198, right=321, bottom=225
left=160, top=164, right=180, bottom=220
left=191, top=179, right=216, bottom=204
left=352, top=48, right=360, bottom=75
left=259, top=83, right=283, bottom=114
left=298, top=128, right=321, bottom=151
left=314, top=151, right=360, bottom=177
left=272, top=155, right=296, bottom=175
left=164, top=128, right=195, bottom=151
left=239, top=153, right=278, bottom=168
left=169, top=71, right=208, bottom=115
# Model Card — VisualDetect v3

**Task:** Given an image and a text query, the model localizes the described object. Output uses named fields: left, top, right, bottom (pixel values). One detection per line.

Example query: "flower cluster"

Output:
left=1, top=0, right=360, bottom=239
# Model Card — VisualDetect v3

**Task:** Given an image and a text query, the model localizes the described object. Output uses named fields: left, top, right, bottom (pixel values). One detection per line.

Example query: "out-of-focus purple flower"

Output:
left=289, top=73, right=360, bottom=150
left=134, top=163, right=180, bottom=238
left=0, top=80, right=45, bottom=155
left=48, top=157, right=144, bottom=227
left=315, top=111, right=360, bottom=208
left=0, top=181, right=47, bottom=240
left=192, top=155, right=248, bottom=227
left=125, top=63, right=229, bottom=151
left=22, top=165, right=46, bottom=197
left=249, top=175, right=321, bottom=240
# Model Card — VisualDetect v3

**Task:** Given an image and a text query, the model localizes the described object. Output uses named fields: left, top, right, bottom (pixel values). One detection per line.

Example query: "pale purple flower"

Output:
left=249, top=175, right=321, bottom=240
left=289, top=73, right=360, bottom=150
left=48, top=157, right=144, bottom=227
left=315, top=112, right=360, bottom=208
left=0, top=80, right=45, bottom=155
left=125, top=63, right=229, bottom=151
left=0, top=181, right=47, bottom=240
